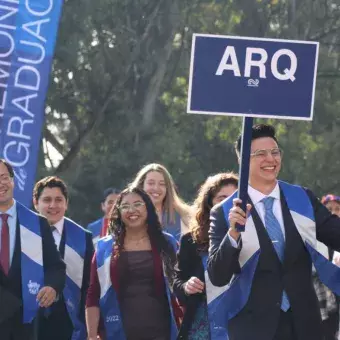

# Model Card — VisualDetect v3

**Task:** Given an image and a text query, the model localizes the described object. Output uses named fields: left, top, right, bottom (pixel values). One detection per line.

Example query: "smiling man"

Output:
left=33, top=176, right=94, bottom=340
left=207, top=124, right=340, bottom=340
left=0, top=160, right=65, bottom=340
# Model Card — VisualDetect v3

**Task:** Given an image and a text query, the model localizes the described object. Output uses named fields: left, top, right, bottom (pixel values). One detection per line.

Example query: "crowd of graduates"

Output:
left=1, top=124, right=340, bottom=340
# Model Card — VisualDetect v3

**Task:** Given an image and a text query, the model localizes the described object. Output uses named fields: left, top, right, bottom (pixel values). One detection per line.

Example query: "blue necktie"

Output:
left=262, top=197, right=290, bottom=311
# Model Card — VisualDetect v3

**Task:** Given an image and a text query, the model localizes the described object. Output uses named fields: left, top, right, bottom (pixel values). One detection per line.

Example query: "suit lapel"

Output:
left=59, top=222, right=66, bottom=259
left=0, top=260, right=8, bottom=285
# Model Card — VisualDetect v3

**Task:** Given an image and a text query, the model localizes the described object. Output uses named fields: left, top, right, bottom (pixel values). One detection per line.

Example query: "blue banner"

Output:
left=0, top=0, right=63, bottom=205
left=188, top=34, right=319, bottom=120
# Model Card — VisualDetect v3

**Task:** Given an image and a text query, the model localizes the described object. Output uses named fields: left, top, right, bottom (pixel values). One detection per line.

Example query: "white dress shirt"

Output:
left=52, top=217, right=64, bottom=249
left=228, top=182, right=285, bottom=247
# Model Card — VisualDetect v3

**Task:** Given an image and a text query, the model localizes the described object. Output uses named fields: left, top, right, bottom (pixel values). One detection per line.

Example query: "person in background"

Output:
left=0, top=159, right=65, bottom=340
left=322, top=194, right=340, bottom=268
left=322, top=195, right=340, bottom=218
left=323, top=195, right=340, bottom=267
left=174, top=172, right=238, bottom=339
left=319, top=194, right=340, bottom=340
left=33, top=176, right=94, bottom=340
left=87, top=188, right=120, bottom=247
left=86, top=186, right=180, bottom=340
left=130, top=163, right=191, bottom=241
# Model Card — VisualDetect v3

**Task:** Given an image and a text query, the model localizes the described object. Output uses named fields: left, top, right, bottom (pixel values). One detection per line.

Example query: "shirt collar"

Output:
left=53, top=217, right=65, bottom=235
left=1, top=199, right=17, bottom=218
left=248, top=182, right=280, bottom=205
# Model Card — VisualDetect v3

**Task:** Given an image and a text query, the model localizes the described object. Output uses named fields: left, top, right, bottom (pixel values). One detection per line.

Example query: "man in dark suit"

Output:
left=207, top=124, right=340, bottom=340
left=0, top=159, right=65, bottom=340
left=33, top=176, right=94, bottom=340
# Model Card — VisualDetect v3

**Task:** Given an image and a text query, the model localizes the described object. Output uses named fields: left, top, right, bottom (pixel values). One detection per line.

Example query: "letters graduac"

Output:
left=215, top=46, right=297, bottom=82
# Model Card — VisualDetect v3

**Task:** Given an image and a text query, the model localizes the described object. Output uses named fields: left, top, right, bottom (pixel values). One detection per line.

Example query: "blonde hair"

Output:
left=130, top=163, right=190, bottom=225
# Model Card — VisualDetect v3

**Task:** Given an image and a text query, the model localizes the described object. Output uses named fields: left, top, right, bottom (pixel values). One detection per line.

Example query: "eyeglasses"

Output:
left=0, top=174, right=13, bottom=183
left=250, top=148, right=283, bottom=159
left=119, top=202, right=145, bottom=212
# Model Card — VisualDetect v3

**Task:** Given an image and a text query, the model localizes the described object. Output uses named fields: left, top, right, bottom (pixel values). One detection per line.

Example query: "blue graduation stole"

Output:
left=96, top=233, right=178, bottom=340
left=62, top=218, right=87, bottom=340
left=201, top=254, right=229, bottom=340
left=87, top=218, right=103, bottom=247
left=163, top=211, right=182, bottom=241
left=17, top=202, right=44, bottom=323
left=205, top=181, right=340, bottom=337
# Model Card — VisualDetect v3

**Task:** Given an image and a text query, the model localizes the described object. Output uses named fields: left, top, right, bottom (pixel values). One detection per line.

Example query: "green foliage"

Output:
left=40, top=0, right=340, bottom=224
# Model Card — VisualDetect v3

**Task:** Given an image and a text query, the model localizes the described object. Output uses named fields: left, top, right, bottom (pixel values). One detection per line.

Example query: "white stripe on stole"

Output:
left=98, top=255, right=111, bottom=299
left=238, top=216, right=260, bottom=267
left=65, top=245, right=84, bottom=288
left=206, top=216, right=260, bottom=305
left=290, top=211, right=329, bottom=259
left=93, top=236, right=100, bottom=248
left=205, top=271, right=228, bottom=305
left=20, top=225, right=43, bottom=266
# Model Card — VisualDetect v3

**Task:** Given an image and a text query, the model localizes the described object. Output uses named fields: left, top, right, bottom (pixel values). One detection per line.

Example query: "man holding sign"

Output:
left=207, top=124, right=340, bottom=340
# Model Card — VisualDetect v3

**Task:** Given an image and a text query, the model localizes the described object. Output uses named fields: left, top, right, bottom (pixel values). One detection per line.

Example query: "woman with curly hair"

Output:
left=85, top=187, right=180, bottom=340
left=173, top=172, right=238, bottom=339
left=130, top=163, right=191, bottom=241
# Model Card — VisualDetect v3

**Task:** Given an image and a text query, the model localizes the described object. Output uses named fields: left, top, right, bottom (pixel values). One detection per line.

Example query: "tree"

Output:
left=40, top=0, right=340, bottom=224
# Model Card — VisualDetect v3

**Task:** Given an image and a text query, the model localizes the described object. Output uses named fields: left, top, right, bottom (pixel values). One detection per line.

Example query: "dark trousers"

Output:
left=0, top=311, right=35, bottom=340
left=322, top=311, right=339, bottom=340
left=37, top=303, right=73, bottom=340
left=273, top=310, right=297, bottom=340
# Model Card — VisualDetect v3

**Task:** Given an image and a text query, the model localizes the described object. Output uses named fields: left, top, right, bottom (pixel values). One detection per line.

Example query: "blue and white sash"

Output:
left=163, top=211, right=182, bottom=241
left=96, top=233, right=178, bottom=340
left=17, top=202, right=44, bottom=323
left=205, top=181, right=340, bottom=338
left=279, top=181, right=340, bottom=294
left=63, top=218, right=87, bottom=340
left=201, top=254, right=229, bottom=340
left=87, top=218, right=103, bottom=247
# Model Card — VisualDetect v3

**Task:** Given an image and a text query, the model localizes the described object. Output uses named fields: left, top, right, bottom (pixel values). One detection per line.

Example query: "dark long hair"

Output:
left=108, top=186, right=176, bottom=282
left=191, top=172, right=238, bottom=251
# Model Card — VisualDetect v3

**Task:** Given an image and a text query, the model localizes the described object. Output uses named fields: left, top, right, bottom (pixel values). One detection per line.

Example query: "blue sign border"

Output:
left=187, top=34, right=319, bottom=121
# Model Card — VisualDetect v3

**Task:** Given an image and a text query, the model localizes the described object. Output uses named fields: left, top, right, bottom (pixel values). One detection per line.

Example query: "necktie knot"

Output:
left=262, top=196, right=275, bottom=211
left=0, top=213, right=9, bottom=223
